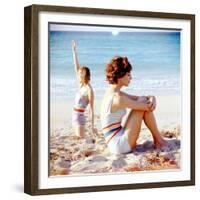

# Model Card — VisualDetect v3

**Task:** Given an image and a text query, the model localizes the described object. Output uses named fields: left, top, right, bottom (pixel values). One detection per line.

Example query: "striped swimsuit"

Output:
left=101, top=93, right=132, bottom=154
left=72, top=89, right=89, bottom=126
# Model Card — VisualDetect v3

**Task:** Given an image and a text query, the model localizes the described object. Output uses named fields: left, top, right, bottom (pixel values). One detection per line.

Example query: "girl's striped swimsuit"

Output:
left=72, top=90, right=89, bottom=126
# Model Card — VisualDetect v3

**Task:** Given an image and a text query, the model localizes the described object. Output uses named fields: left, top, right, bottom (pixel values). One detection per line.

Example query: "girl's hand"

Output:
left=72, top=40, right=76, bottom=51
left=92, top=127, right=97, bottom=136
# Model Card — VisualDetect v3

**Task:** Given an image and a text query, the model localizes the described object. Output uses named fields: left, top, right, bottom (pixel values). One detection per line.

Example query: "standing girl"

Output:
left=72, top=41, right=94, bottom=138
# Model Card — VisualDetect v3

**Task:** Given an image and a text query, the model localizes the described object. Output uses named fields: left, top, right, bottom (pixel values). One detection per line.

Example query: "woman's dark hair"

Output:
left=106, top=56, right=132, bottom=84
left=80, top=66, right=91, bottom=84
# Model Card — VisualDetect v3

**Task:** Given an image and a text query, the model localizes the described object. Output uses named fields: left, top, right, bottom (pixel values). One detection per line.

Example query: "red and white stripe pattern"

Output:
left=73, top=107, right=85, bottom=113
left=102, top=121, right=122, bottom=144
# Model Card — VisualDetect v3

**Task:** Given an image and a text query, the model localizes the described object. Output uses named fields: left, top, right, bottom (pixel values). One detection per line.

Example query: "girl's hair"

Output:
left=79, top=66, right=91, bottom=84
left=105, top=56, right=132, bottom=84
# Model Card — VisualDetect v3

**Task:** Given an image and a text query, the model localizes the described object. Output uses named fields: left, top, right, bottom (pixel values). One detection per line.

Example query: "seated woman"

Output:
left=100, top=56, right=167, bottom=154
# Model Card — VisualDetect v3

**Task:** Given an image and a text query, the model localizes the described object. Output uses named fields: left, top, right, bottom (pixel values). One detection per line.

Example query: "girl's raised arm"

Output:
left=72, top=40, right=81, bottom=80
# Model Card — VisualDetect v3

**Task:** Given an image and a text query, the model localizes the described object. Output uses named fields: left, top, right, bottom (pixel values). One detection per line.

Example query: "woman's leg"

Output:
left=74, top=125, right=85, bottom=138
left=143, top=111, right=166, bottom=147
left=123, top=110, right=145, bottom=149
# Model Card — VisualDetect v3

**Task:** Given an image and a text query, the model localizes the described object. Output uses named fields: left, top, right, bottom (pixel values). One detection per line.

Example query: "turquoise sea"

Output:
left=50, top=28, right=180, bottom=100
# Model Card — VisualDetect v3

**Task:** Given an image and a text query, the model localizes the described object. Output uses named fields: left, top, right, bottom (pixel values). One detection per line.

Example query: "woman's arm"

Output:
left=117, top=93, right=153, bottom=111
left=88, top=86, right=95, bottom=134
left=72, top=40, right=81, bottom=79
left=120, top=91, right=139, bottom=101
left=120, top=92, right=156, bottom=111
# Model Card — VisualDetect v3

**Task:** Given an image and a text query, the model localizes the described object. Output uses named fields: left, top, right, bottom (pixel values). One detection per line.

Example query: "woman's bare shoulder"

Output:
left=112, top=92, right=124, bottom=106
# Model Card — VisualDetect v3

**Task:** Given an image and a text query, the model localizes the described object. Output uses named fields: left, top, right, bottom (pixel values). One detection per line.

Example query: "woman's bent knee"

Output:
left=131, top=110, right=145, bottom=117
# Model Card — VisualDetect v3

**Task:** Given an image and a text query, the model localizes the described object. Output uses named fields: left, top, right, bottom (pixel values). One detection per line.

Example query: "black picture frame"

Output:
left=24, top=4, right=195, bottom=195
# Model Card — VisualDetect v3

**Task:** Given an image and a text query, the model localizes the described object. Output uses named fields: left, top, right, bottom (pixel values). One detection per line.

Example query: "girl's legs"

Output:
left=74, top=125, right=85, bottom=138
left=124, top=110, right=145, bottom=149
left=143, top=111, right=166, bottom=147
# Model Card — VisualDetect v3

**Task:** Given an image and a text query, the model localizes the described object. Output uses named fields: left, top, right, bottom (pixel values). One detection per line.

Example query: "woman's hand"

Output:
left=147, top=96, right=156, bottom=111
left=137, top=96, right=156, bottom=111
left=137, top=96, right=148, bottom=103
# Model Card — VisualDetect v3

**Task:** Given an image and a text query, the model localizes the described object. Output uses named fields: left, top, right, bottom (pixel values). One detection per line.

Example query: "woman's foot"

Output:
left=154, top=139, right=169, bottom=150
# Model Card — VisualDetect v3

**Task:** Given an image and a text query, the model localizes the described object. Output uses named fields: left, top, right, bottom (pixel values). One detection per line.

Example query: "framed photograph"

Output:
left=24, top=4, right=195, bottom=195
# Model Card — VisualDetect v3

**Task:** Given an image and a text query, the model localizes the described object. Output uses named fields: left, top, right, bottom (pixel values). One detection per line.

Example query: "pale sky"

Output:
left=50, top=24, right=180, bottom=33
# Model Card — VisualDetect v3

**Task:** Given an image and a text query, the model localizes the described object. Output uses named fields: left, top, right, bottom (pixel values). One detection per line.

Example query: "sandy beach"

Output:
left=50, top=95, right=181, bottom=176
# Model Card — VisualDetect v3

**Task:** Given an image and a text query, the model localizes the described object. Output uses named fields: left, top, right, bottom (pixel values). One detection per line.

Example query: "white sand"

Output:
left=50, top=95, right=181, bottom=176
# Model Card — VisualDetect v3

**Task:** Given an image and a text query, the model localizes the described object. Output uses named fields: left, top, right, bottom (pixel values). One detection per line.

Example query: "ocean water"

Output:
left=50, top=30, right=180, bottom=101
